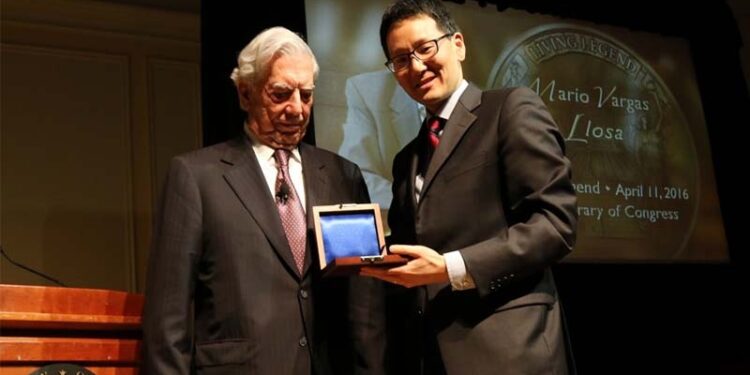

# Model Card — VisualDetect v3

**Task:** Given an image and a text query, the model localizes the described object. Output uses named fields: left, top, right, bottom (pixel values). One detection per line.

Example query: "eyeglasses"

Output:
left=385, top=33, right=454, bottom=73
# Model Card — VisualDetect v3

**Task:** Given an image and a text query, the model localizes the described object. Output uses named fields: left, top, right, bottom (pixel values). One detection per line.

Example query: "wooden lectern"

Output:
left=0, top=284, right=144, bottom=374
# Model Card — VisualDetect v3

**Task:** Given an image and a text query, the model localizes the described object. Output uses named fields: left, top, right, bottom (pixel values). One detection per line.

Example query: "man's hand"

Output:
left=360, top=244, right=449, bottom=288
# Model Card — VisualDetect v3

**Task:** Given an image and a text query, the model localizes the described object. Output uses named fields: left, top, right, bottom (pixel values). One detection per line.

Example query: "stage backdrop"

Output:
left=305, top=0, right=728, bottom=262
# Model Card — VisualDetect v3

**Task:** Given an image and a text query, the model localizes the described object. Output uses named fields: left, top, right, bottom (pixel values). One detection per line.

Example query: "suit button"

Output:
left=299, top=337, right=308, bottom=347
left=416, top=308, right=423, bottom=316
left=299, top=289, right=309, bottom=299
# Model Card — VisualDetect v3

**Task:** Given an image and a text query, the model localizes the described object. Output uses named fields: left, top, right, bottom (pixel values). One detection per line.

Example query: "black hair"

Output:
left=379, top=0, right=460, bottom=59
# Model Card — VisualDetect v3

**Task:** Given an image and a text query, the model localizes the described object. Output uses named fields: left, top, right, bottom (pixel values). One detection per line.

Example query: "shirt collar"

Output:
left=244, top=124, right=301, bottom=163
left=432, top=79, right=469, bottom=121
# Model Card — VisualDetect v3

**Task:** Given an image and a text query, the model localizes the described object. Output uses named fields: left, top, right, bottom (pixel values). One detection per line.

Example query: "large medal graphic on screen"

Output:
left=488, top=24, right=699, bottom=261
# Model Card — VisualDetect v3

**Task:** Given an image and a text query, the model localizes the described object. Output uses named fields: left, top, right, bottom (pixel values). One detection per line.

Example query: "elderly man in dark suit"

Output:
left=361, top=1, right=578, bottom=374
left=142, top=26, right=384, bottom=375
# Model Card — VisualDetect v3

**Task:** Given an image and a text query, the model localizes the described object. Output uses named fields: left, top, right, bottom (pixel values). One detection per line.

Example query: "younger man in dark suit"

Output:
left=361, top=1, right=578, bottom=374
left=142, top=26, right=384, bottom=375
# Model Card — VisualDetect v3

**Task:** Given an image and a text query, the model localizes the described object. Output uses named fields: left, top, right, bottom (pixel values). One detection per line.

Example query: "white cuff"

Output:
left=444, top=251, right=476, bottom=291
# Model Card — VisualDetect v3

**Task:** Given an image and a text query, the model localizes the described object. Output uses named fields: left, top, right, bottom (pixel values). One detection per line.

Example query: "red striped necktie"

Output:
left=427, top=116, right=442, bottom=149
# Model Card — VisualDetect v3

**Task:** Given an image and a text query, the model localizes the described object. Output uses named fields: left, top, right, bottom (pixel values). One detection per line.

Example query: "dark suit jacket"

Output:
left=142, top=137, right=385, bottom=375
left=387, top=85, right=577, bottom=375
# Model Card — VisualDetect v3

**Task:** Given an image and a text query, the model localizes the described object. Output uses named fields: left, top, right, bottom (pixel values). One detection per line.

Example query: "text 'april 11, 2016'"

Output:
left=573, top=180, right=688, bottom=223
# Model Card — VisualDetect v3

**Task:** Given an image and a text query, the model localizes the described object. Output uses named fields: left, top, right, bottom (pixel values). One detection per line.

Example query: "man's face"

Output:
left=386, top=15, right=465, bottom=113
left=244, top=53, right=315, bottom=149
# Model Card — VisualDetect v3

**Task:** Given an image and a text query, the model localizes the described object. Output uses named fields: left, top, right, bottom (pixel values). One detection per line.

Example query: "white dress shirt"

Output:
left=245, top=126, right=306, bottom=211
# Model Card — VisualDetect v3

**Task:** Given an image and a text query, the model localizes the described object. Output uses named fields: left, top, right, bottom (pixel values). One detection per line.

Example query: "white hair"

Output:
left=230, top=27, right=319, bottom=110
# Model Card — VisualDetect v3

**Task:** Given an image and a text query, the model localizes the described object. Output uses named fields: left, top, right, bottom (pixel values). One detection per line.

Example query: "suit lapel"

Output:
left=222, top=137, right=302, bottom=279
left=406, top=141, right=421, bottom=213
left=300, top=143, right=327, bottom=277
left=421, top=84, right=482, bottom=197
